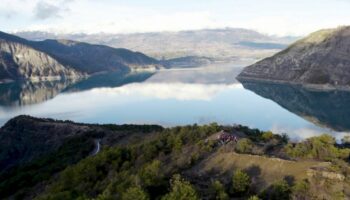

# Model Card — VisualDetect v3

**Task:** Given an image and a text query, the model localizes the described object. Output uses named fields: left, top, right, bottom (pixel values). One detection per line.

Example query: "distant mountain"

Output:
left=31, top=39, right=162, bottom=74
left=15, top=28, right=297, bottom=61
left=0, top=31, right=162, bottom=82
left=161, top=56, right=215, bottom=68
left=238, top=26, right=350, bottom=90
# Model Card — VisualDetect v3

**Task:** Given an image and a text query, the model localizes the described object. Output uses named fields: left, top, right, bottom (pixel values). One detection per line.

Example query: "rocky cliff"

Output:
left=238, top=26, right=350, bottom=90
left=0, top=38, right=83, bottom=82
left=0, top=31, right=162, bottom=82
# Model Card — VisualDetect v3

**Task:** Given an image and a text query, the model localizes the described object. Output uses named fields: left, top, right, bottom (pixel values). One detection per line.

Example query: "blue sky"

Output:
left=0, top=0, right=350, bottom=36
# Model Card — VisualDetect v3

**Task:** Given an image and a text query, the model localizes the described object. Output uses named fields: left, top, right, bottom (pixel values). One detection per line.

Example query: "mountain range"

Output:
left=0, top=31, right=161, bottom=83
left=238, top=26, right=350, bottom=90
left=15, top=28, right=295, bottom=61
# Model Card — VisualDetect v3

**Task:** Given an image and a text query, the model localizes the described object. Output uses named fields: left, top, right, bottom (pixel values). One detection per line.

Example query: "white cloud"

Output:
left=1, top=0, right=350, bottom=36
left=91, top=83, right=242, bottom=101
left=34, top=1, right=62, bottom=19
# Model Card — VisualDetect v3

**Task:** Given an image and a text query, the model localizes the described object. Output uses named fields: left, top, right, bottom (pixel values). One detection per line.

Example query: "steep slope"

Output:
left=0, top=31, right=162, bottom=82
left=0, top=115, right=163, bottom=198
left=0, top=116, right=349, bottom=199
left=0, top=33, right=82, bottom=82
left=31, top=39, right=162, bottom=73
left=0, top=115, right=162, bottom=171
left=238, top=26, right=350, bottom=89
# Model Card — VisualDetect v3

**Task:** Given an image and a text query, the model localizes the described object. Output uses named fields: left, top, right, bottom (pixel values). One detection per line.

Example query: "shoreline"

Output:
left=236, top=76, right=350, bottom=92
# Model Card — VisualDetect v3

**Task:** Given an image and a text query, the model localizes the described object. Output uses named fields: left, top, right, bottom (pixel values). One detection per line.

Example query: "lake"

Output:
left=0, top=62, right=349, bottom=141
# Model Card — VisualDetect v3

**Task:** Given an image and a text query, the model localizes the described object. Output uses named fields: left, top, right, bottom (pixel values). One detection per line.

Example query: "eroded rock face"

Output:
left=238, top=26, right=350, bottom=89
left=0, top=39, right=83, bottom=81
left=0, top=31, right=163, bottom=82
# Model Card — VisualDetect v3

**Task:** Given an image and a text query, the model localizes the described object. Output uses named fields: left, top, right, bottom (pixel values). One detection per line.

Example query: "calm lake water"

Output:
left=1, top=63, right=349, bottom=140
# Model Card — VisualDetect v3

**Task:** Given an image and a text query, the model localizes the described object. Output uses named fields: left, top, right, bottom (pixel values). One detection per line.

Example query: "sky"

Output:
left=0, top=0, right=350, bottom=36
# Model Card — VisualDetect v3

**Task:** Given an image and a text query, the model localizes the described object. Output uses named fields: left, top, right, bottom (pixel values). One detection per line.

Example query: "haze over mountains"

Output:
left=238, top=26, right=350, bottom=90
left=15, top=28, right=295, bottom=61
left=0, top=31, right=161, bottom=83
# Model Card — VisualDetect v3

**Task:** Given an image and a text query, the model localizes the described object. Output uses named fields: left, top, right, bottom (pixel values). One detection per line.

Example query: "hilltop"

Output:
left=0, top=116, right=349, bottom=199
left=238, top=26, right=350, bottom=90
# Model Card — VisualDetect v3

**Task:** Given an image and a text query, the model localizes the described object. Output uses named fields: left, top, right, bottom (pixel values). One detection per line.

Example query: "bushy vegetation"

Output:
left=284, top=134, right=350, bottom=161
left=260, top=180, right=291, bottom=200
left=161, top=174, right=199, bottom=200
left=232, top=170, right=251, bottom=194
left=35, top=124, right=221, bottom=200
left=2, top=121, right=349, bottom=199
left=0, top=136, right=95, bottom=199
left=235, top=138, right=254, bottom=154
left=211, top=180, right=229, bottom=200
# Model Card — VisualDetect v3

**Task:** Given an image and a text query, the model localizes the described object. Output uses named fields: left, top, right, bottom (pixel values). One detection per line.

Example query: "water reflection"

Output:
left=239, top=79, right=350, bottom=132
left=0, top=63, right=349, bottom=140
left=0, top=79, right=79, bottom=106
left=0, top=72, right=154, bottom=107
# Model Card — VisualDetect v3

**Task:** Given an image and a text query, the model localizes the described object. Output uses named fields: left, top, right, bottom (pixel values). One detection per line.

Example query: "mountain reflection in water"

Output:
left=0, top=72, right=154, bottom=107
left=0, top=63, right=349, bottom=140
left=239, top=79, right=350, bottom=132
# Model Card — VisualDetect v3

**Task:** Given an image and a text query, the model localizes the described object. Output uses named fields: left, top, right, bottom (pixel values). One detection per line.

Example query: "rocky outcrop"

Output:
left=238, top=26, right=350, bottom=90
left=0, top=31, right=162, bottom=82
left=307, top=167, right=345, bottom=181
left=0, top=39, right=83, bottom=81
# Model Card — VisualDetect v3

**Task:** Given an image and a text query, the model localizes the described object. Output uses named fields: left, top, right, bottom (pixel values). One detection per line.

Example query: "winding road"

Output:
left=91, top=139, right=101, bottom=156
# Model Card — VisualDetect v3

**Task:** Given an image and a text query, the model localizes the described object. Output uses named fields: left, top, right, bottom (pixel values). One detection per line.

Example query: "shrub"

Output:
left=261, top=180, right=291, bottom=200
left=262, top=131, right=274, bottom=141
left=211, top=180, right=229, bottom=200
left=284, top=134, right=350, bottom=161
left=235, top=138, right=254, bottom=154
left=232, top=170, right=251, bottom=194
left=122, top=186, right=149, bottom=200
left=291, top=179, right=311, bottom=200
left=248, top=195, right=260, bottom=200
left=162, top=174, right=199, bottom=200
left=138, top=160, right=163, bottom=187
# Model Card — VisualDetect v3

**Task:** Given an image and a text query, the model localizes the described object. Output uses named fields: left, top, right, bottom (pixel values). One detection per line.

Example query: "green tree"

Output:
left=138, top=160, right=163, bottom=187
left=284, top=134, right=350, bottom=160
left=211, top=180, right=229, bottom=200
left=248, top=195, right=260, bottom=200
left=262, top=131, right=274, bottom=141
left=122, top=186, right=149, bottom=200
left=267, top=180, right=291, bottom=200
left=292, top=179, right=311, bottom=200
left=235, top=138, right=254, bottom=154
left=232, top=170, right=251, bottom=194
left=162, top=174, right=199, bottom=200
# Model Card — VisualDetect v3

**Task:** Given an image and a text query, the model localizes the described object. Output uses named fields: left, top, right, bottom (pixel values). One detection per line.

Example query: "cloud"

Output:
left=91, top=83, right=242, bottom=101
left=2, top=0, right=350, bottom=36
left=33, top=0, right=73, bottom=20
left=34, top=1, right=63, bottom=19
